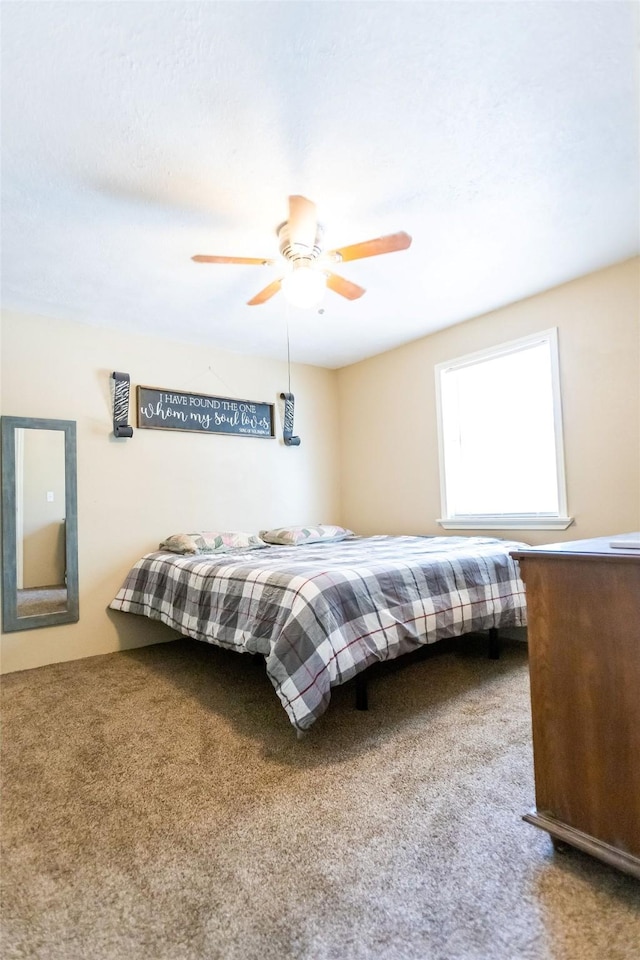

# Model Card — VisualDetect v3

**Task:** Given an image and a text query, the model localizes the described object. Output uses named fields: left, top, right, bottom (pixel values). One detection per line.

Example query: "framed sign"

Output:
left=136, top=386, right=275, bottom=439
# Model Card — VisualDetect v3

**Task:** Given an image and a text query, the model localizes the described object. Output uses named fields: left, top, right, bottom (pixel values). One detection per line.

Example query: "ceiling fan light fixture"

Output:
left=281, top=262, right=327, bottom=309
left=192, top=195, right=411, bottom=307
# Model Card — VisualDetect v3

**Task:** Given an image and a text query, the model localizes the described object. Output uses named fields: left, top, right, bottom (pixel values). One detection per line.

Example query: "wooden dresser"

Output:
left=512, top=534, right=640, bottom=878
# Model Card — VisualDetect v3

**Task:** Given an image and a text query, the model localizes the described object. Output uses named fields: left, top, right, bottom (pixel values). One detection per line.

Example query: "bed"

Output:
left=110, top=534, right=528, bottom=732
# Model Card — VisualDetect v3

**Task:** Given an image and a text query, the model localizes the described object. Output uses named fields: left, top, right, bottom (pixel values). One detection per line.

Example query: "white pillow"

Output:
left=159, top=531, right=268, bottom=555
left=259, top=524, right=354, bottom=546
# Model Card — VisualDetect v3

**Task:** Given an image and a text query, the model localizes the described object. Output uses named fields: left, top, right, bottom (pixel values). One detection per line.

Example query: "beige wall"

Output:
left=1, top=311, right=340, bottom=672
left=2, top=258, right=638, bottom=672
left=337, top=258, right=640, bottom=543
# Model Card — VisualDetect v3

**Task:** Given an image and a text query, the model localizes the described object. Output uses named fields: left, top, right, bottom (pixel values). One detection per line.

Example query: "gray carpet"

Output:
left=1, top=636, right=638, bottom=960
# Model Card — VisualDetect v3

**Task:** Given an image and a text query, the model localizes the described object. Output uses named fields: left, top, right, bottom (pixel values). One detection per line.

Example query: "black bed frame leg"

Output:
left=355, top=672, right=369, bottom=710
left=488, top=627, right=500, bottom=660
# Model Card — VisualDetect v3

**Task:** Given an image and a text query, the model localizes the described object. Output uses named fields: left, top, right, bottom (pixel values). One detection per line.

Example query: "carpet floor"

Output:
left=1, top=635, right=638, bottom=960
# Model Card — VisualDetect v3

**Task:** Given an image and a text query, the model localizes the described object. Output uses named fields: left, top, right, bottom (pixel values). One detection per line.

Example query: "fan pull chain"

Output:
left=287, top=314, right=292, bottom=396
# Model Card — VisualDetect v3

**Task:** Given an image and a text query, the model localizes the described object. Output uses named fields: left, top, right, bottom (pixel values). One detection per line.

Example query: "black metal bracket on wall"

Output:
left=112, top=371, right=133, bottom=438
left=280, top=392, right=300, bottom=446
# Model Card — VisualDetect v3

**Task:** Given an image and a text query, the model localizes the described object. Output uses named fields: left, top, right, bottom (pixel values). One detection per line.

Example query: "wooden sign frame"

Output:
left=136, top=386, right=275, bottom=439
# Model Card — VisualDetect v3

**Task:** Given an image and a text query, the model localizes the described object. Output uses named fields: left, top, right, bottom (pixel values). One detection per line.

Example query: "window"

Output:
left=435, top=329, right=572, bottom=530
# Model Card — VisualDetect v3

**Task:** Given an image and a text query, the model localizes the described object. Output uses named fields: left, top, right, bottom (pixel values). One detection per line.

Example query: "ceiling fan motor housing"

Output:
left=277, top=220, right=324, bottom=263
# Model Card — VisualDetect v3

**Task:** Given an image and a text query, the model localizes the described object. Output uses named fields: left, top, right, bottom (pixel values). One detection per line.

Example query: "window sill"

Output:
left=437, top=516, right=575, bottom=532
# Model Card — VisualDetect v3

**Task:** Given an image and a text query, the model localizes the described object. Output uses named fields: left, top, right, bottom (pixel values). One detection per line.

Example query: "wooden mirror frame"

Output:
left=1, top=416, right=79, bottom=632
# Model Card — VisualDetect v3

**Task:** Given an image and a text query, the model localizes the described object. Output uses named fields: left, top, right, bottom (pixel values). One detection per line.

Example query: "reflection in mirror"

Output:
left=16, top=429, right=68, bottom=617
left=2, top=417, right=79, bottom=632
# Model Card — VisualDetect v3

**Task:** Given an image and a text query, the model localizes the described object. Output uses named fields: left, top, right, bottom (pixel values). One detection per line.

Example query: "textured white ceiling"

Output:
left=1, top=2, right=638, bottom=368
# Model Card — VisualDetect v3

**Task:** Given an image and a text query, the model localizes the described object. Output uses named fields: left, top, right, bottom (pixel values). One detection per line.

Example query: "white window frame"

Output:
left=434, top=328, right=573, bottom=531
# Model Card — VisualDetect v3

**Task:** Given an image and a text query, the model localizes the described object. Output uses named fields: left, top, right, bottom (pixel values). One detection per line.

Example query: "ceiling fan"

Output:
left=192, top=195, right=412, bottom=308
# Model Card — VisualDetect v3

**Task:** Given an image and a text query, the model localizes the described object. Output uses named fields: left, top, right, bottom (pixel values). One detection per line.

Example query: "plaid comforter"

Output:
left=110, top=535, right=527, bottom=731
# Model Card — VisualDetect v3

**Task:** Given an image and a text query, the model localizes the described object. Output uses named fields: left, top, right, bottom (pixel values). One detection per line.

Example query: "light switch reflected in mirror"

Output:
left=2, top=417, right=78, bottom=632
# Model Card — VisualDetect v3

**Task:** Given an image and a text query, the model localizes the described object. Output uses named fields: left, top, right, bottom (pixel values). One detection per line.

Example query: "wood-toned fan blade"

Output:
left=192, top=255, right=276, bottom=265
left=247, top=278, right=283, bottom=306
left=288, top=195, right=318, bottom=249
left=326, top=231, right=412, bottom=263
left=325, top=272, right=366, bottom=301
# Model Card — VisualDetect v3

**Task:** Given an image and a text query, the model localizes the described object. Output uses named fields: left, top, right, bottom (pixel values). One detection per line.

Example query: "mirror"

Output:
left=1, top=417, right=79, bottom=631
